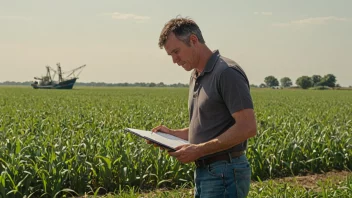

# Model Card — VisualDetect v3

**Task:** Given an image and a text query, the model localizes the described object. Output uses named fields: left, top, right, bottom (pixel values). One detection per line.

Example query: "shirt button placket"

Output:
left=193, top=80, right=199, bottom=98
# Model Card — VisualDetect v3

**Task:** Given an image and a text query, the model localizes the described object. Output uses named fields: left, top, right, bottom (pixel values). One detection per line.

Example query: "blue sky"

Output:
left=1, top=0, right=351, bottom=86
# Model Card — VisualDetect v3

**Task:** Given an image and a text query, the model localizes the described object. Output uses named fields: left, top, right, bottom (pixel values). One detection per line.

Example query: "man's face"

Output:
left=164, top=33, right=196, bottom=71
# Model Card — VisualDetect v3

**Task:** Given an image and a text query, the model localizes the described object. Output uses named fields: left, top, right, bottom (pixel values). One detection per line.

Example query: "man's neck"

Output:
left=195, top=46, right=213, bottom=74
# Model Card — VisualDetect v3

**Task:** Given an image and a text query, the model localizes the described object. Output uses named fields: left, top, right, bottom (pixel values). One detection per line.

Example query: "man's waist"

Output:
left=194, top=150, right=244, bottom=168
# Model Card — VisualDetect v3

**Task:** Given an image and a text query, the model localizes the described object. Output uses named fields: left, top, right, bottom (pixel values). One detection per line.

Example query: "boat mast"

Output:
left=64, top=64, right=87, bottom=79
left=45, top=66, right=52, bottom=82
left=57, top=63, right=63, bottom=83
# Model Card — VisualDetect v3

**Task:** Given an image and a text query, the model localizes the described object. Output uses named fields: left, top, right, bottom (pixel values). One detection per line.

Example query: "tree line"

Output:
left=75, top=82, right=189, bottom=87
left=259, top=74, right=342, bottom=89
left=1, top=74, right=348, bottom=89
left=0, top=81, right=189, bottom=87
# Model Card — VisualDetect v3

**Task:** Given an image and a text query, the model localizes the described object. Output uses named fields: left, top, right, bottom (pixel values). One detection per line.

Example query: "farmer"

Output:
left=151, top=17, right=257, bottom=198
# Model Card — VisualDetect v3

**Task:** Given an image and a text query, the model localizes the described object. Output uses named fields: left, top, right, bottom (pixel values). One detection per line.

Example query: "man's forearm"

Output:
left=170, top=128, right=189, bottom=140
left=197, top=122, right=256, bottom=158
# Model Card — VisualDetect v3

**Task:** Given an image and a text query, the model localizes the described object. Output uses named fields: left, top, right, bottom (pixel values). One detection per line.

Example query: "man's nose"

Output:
left=172, top=55, right=179, bottom=64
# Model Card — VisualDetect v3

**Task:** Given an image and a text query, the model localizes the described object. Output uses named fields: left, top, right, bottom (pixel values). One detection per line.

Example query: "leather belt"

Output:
left=194, top=151, right=244, bottom=168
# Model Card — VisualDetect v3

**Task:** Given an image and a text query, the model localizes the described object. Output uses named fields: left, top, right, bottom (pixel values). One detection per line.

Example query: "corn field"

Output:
left=0, top=87, right=351, bottom=197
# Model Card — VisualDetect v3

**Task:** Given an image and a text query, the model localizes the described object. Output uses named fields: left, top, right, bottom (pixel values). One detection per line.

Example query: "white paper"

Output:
left=125, top=128, right=189, bottom=150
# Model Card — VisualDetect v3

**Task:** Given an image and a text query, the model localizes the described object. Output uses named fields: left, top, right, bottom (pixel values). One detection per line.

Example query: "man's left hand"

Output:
left=168, top=144, right=202, bottom=163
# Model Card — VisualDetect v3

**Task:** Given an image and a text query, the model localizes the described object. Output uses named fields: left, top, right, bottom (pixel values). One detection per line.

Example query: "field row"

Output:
left=0, top=87, right=351, bottom=197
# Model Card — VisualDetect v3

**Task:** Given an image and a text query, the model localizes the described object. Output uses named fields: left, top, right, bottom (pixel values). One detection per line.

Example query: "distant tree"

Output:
left=280, top=77, right=292, bottom=87
left=311, top=75, right=322, bottom=86
left=259, top=83, right=266, bottom=88
left=319, top=74, right=336, bottom=87
left=296, top=76, right=313, bottom=89
left=264, top=76, right=279, bottom=87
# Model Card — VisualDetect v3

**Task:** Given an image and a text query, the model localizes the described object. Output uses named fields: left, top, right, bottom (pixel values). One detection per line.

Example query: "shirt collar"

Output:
left=191, top=50, right=220, bottom=79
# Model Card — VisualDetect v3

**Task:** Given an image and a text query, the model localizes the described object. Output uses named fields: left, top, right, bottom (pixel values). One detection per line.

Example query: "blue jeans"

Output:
left=194, top=154, right=251, bottom=198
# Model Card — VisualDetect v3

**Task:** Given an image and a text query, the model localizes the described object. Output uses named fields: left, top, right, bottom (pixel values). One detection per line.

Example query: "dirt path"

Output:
left=254, top=170, right=352, bottom=191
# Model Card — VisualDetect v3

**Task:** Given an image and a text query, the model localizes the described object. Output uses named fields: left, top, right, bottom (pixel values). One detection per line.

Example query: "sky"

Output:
left=1, top=0, right=351, bottom=86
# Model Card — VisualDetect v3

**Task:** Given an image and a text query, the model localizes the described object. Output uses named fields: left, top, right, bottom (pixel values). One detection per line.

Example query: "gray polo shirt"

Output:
left=188, top=50, right=253, bottom=158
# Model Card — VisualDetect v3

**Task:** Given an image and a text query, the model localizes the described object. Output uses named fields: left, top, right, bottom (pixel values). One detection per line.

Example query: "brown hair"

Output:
left=158, top=16, right=205, bottom=49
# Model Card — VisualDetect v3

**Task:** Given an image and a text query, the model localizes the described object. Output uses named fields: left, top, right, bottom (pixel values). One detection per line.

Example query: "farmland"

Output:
left=0, top=86, right=351, bottom=197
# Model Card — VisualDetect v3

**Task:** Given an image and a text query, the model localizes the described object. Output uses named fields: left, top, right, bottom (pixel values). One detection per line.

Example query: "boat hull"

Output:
left=31, top=78, right=77, bottom=89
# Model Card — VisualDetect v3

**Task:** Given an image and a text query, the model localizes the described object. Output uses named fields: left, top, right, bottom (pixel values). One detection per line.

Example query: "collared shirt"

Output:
left=188, top=50, right=253, bottom=158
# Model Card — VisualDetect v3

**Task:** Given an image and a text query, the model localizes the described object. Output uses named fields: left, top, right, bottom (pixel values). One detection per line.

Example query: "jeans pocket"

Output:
left=207, top=161, right=227, bottom=178
left=233, top=163, right=251, bottom=198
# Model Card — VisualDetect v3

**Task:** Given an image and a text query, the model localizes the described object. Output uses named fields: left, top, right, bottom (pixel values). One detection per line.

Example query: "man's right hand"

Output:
left=152, top=125, right=172, bottom=134
left=146, top=125, right=173, bottom=149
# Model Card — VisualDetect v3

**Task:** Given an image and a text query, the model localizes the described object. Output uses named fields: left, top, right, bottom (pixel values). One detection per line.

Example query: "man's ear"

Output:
left=189, top=34, right=198, bottom=45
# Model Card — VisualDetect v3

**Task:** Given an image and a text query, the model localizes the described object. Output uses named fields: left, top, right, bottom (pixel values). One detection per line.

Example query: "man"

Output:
left=152, top=17, right=257, bottom=198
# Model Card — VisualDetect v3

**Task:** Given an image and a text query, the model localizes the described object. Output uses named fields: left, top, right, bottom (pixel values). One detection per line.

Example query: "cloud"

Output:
left=0, top=16, right=32, bottom=21
left=292, top=16, right=348, bottom=24
left=102, top=12, right=150, bottom=22
left=273, top=16, right=349, bottom=27
left=254, top=12, right=272, bottom=16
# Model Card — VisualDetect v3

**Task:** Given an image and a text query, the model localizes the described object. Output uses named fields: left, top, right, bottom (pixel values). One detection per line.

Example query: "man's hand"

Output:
left=168, top=144, right=203, bottom=164
left=146, top=124, right=172, bottom=149
left=152, top=125, right=172, bottom=134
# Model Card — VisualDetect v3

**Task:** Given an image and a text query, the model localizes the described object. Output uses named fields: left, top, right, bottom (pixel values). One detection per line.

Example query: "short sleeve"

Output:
left=218, top=68, right=254, bottom=114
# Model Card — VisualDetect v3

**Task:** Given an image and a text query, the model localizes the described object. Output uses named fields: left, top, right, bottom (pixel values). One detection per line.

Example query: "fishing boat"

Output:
left=31, top=63, right=86, bottom=89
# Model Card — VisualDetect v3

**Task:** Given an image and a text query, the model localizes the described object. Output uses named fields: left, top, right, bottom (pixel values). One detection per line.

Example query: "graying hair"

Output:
left=158, top=17, right=205, bottom=49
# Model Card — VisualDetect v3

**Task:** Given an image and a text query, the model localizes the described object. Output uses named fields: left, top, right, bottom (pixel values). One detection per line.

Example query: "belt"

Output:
left=194, top=151, right=244, bottom=168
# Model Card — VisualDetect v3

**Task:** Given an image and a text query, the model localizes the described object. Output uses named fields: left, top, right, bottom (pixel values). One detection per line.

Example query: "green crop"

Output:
left=0, top=87, right=351, bottom=197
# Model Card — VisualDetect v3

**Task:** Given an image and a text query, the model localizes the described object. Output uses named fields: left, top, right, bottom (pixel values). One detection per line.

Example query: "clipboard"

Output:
left=124, top=128, right=190, bottom=151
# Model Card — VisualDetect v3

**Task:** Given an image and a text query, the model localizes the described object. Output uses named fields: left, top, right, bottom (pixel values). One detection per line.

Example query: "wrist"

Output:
left=196, top=143, right=207, bottom=158
left=169, top=129, right=176, bottom=135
